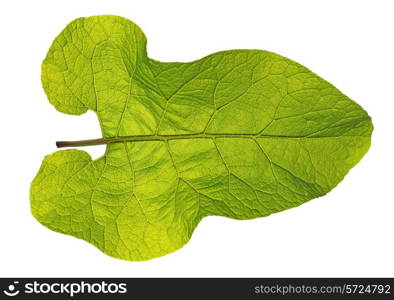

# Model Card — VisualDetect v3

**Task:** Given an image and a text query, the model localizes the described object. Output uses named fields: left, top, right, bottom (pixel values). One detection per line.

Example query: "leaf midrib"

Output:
left=56, top=132, right=368, bottom=148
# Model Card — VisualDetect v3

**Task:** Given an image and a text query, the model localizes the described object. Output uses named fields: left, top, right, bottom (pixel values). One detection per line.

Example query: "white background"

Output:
left=0, top=0, right=393, bottom=277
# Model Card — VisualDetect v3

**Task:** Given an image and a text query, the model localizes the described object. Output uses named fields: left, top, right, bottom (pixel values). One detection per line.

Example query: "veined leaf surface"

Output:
left=31, top=15, right=373, bottom=261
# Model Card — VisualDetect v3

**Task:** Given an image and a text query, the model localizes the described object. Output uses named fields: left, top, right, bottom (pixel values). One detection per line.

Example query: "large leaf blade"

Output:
left=32, top=15, right=372, bottom=261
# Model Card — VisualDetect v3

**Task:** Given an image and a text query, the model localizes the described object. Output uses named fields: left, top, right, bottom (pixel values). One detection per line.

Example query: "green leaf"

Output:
left=31, top=15, right=373, bottom=261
